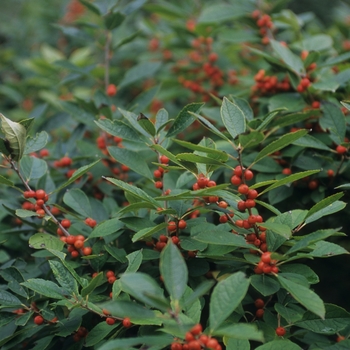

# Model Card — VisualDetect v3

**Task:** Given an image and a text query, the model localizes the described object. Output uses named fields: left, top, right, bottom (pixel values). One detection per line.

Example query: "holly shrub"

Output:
left=1, top=0, right=350, bottom=349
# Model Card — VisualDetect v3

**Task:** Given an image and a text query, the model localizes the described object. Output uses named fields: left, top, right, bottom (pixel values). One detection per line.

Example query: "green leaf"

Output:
left=0, top=174, right=13, bottom=187
left=89, top=218, right=124, bottom=239
left=131, top=223, right=167, bottom=243
left=24, top=131, right=48, bottom=154
left=274, top=303, right=304, bottom=323
left=225, top=338, right=250, bottom=350
left=250, top=275, right=280, bottom=296
left=137, top=113, right=156, bottom=137
left=20, top=156, right=47, bottom=181
left=0, top=138, right=10, bottom=157
left=239, top=131, right=265, bottom=149
left=155, top=108, right=169, bottom=132
left=309, top=241, right=349, bottom=258
left=166, top=102, right=204, bottom=138
left=81, top=272, right=103, bottom=298
left=220, top=97, right=246, bottom=140
left=107, top=146, right=153, bottom=179
left=193, top=227, right=252, bottom=248
left=0, top=114, right=26, bottom=161
left=182, top=280, right=215, bottom=309
left=320, top=102, right=346, bottom=144
left=295, top=304, right=350, bottom=334
left=259, top=170, right=320, bottom=195
left=176, top=153, right=229, bottom=167
left=104, top=177, right=159, bottom=208
left=119, top=272, right=169, bottom=310
left=287, top=229, right=343, bottom=255
left=95, top=118, right=146, bottom=142
left=98, top=335, right=173, bottom=350
left=22, top=279, right=69, bottom=299
left=79, top=0, right=101, bottom=15
left=0, top=290, right=22, bottom=306
left=256, top=339, right=302, bottom=350
left=104, top=11, right=125, bottom=30
left=306, top=201, right=346, bottom=225
left=29, top=233, right=65, bottom=251
left=48, top=260, right=79, bottom=295
left=292, top=134, right=331, bottom=151
left=172, top=139, right=228, bottom=161
left=229, top=95, right=254, bottom=121
left=53, top=159, right=100, bottom=193
left=85, top=321, right=118, bottom=347
left=125, top=250, right=143, bottom=273
left=213, top=323, right=264, bottom=342
left=256, top=109, right=284, bottom=132
left=258, top=222, right=291, bottom=239
left=209, top=271, right=250, bottom=331
left=304, top=193, right=344, bottom=224
left=114, top=31, right=140, bottom=49
left=197, top=3, right=248, bottom=23
left=191, top=112, right=230, bottom=142
left=270, top=39, right=304, bottom=75
left=277, top=274, right=325, bottom=318
left=119, top=62, right=162, bottom=88
left=63, top=188, right=92, bottom=217
left=253, top=129, right=308, bottom=164
left=160, top=242, right=188, bottom=302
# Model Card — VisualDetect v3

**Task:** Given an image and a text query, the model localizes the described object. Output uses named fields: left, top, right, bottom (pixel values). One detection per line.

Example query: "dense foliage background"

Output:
left=1, top=0, right=350, bottom=349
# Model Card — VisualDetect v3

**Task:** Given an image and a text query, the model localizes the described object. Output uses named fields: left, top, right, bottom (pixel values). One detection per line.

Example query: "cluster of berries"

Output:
left=23, top=189, right=50, bottom=218
left=73, top=326, right=89, bottom=342
left=171, top=324, right=222, bottom=350
left=252, top=10, right=274, bottom=45
left=254, top=252, right=279, bottom=275
left=53, top=156, right=73, bottom=168
left=193, top=174, right=219, bottom=203
left=252, top=69, right=291, bottom=96
left=57, top=219, right=92, bottom=258
left=154, top=155, right=170, bottom=189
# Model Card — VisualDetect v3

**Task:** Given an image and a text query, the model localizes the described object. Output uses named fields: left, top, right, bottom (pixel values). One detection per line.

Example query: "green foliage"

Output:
left=0, top=0, right=350, bottom=349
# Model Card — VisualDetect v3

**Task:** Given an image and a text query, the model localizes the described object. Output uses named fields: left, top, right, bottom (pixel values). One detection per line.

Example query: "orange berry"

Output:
left=122, top=317, right=132, bottom=328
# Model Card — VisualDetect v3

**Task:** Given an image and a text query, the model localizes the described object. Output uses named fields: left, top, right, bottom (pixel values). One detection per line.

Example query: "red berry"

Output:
left=160, top=155, right=169, bottom=164
left=275, top=326, right=286, bottom=337
left=207, top=180, right=216, bottom=187
left=106, top=84, right=117, bottom=97
left=24, top=190, right=36, bottom=198
left=327, top=169, right=334, bottom=177
left=155, top=181, right=163, bottom=189
left=219, top=215, right=228, bottom=223
left=83, top=247, right=92, bottom=256
left=74, top=240, right=84, bottom=249
left=206, top=338, right=219, bottom=349
left=171, top=236, right=180, bottom=245
left=190, top=323, right=202, bottom=335
left=308, top=180, right=319, bottom=190
left=255, top=309, right=264, bottom=318
left=336, top=145, right=347, bottom=154
left=168, top=221, right=177, bottom=232
left=234, top=166, right=243, bottom=177
left=39, top=149, right=50, bottom=157
left=197, top=176, right=209, bottom=188
left=245, top=199, right=256, bottom=208
left=282, top=168, right=292, bottom=175
left=244, top=169, right=254, bottom=180
left=247, top=189, right=258, bottom=199
left=71, top=250, right=79, bottom=258
left=230, top=175, right=242, bottom=186
left=153, top=169, right=162, bottom=178
left=171, top=343, right=183, bottom=350
left=85, top=218, right=97, bottom=228
left=254, top=298, right=265, bottom=309
left=188, top=340, right=201, bottom=350
left=178, top=219, right=187, bottom=230
left=106, top=317, right=115, bottom=325
left=61, top=219, right=71, bottom=228
left=108, top=276, right=117, bottom=284
left=261, top=252, right=271, bottom=264
left=122, top=317, right=132, bottom=328
left=237, top=201, right=246, bottom=211
left=34, top=315, right=44, bottom=325
left=106, top=270, right=115, bottom=278
left=159, top=235, right=168, bottom=243
left=35, top=189, right=46, bottom=199
left=238, top=184, right=249, bottom=194
left=218, top=201, right=228, bottom=208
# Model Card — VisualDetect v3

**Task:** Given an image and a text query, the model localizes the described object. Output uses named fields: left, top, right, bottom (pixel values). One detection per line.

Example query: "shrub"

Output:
left=0, top=1, right=350, bottom=349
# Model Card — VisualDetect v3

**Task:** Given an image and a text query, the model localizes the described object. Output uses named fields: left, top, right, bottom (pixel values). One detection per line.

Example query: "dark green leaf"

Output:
left=81, top=272, right=104, bottom=297
left=24, top=131, right=48, bottom=154
left=256, top=339, right=302, bottom=350
left=119, top=62, right=162, bottom=88
left=305, top=193, right=344, bottom=224
left=220, top=97, right=246, bottom=140
left=29, top=233, right=65, bottom=251
left=295, top=304, right=350, bottom=334
left=89, top=218, right=124, bottom=238
left=22, top=279, right=68, bottom=299
left=85, top=322, right=118, bottom=347
left=320, top=102, right=346, bottom=144
left=98, top=335, right=173, bottom=350
left=166, top=102, right=204, bottom=138
left=160, top=242, right=188, bottom=302
left=213, top=323, right=264, bottom=342
left=250, top=275, right=280, bottom=296
left=0, top=114, right=26, bottom=161
left=209, top=271, right=250, bottom=331
left=79, top=0, right=101, bottom=15
left=63, top=188, right=92, bottom=217
left=309, top=241, right=349, bottom=258
left=292, top=134, right=331, bottom=151
left=0, top=290, right=22, bottom=306
left=125, top=250, right=143, bottom=273
left=104, top=11, right=125, bottom=30
left=49, top=260, right=79, bottom=295
left=53, top=159, right=100, bottom=193
left=20, top=156, right=47, bottom=181
left=132, top=222, right=167, bottom=243
left=277, top=274, right=325, bottom=318
left=119, top=272, right=169, bottom=310
left=253, top=129, right=308, bottom=164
